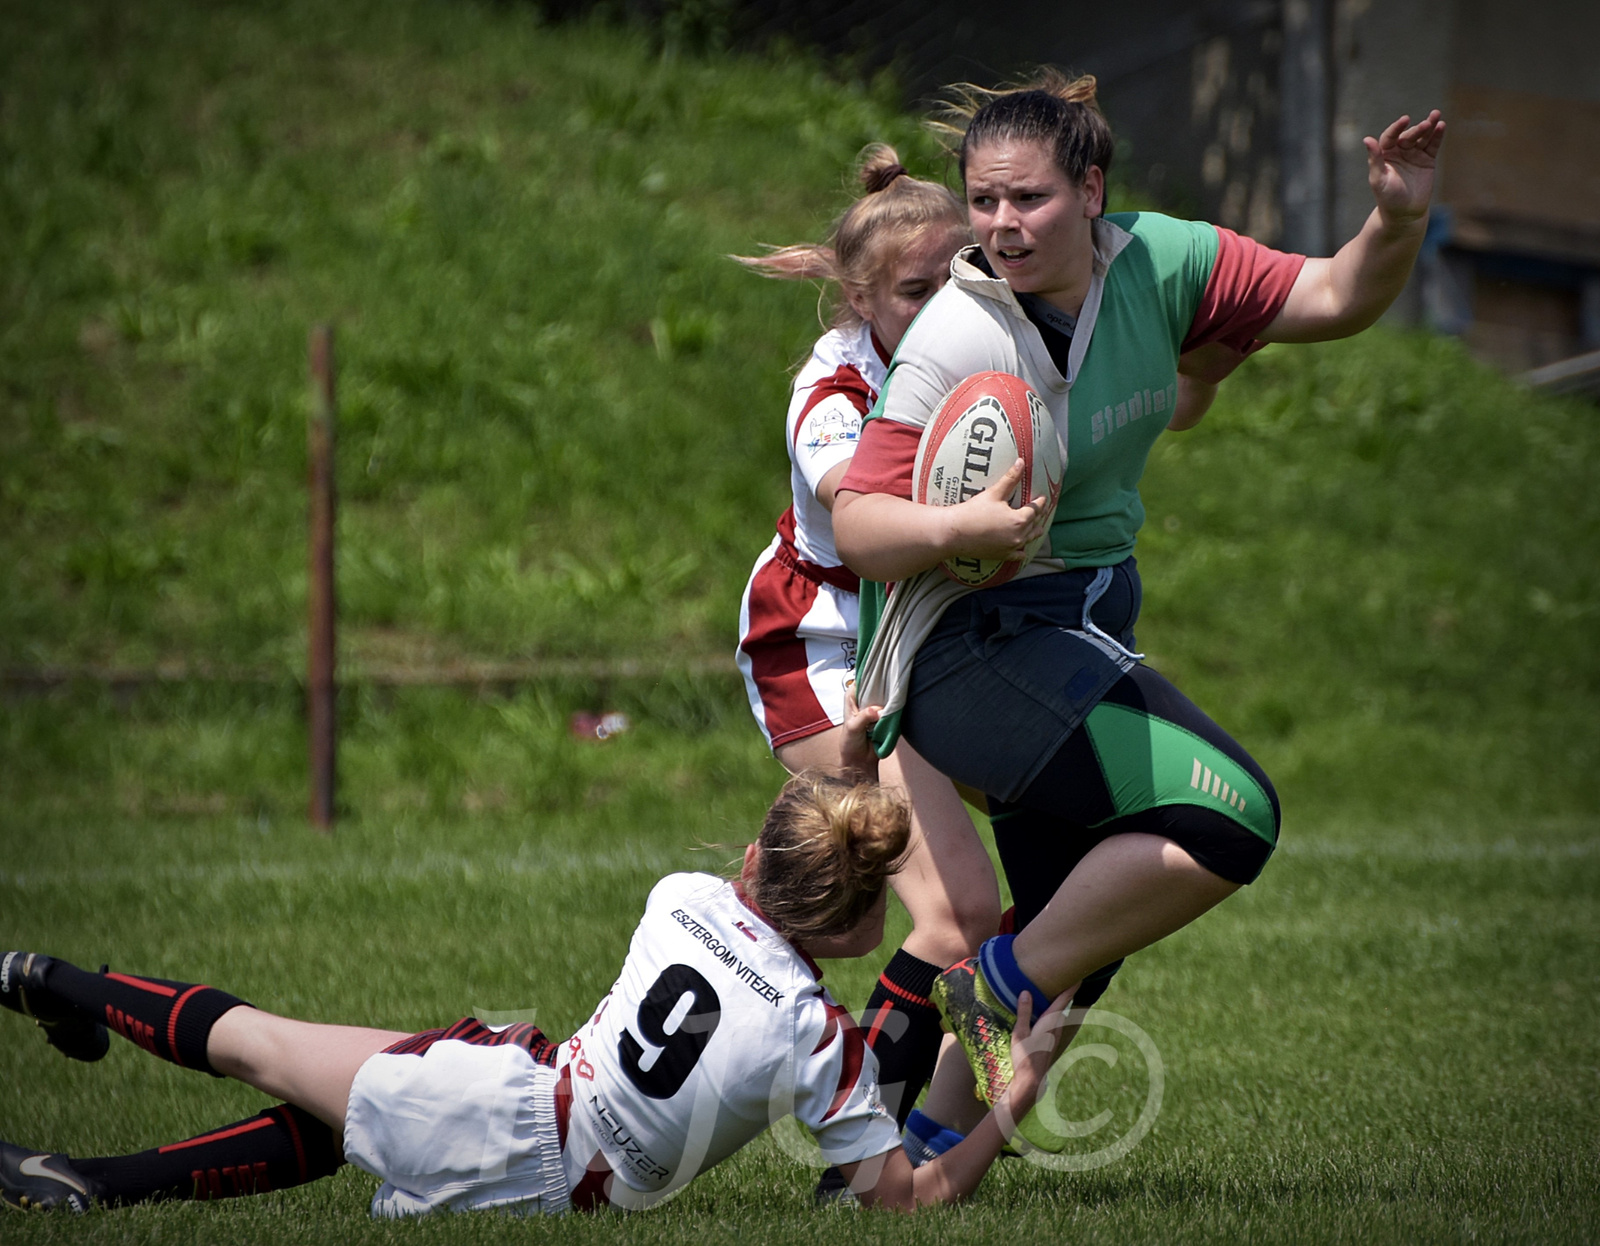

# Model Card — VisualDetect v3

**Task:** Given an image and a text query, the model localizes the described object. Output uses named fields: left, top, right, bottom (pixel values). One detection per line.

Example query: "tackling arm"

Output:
left=1168, top=341, right=1253, bottom=431
left=814, top=460, right=851, bottom=511
left=839, top=989, right=1071, bottom=1210
left=838, top=690, right=882, bottom=781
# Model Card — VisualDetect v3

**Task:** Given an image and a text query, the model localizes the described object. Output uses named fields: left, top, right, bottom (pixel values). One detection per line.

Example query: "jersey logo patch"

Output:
left=792, top=364, right=873, bottom=446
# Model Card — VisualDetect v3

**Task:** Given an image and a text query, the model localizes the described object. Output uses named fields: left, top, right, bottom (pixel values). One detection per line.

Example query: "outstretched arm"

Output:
left=839, top=988, right=1073, bottom=1209
left=1261, top=110, right=1445, bottom=343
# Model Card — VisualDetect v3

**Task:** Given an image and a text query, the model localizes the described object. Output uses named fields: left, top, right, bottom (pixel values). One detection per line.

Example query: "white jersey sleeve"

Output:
left=789, top=991, right=895, bottom=1165
left=792, top=384, right=867, bottom=496
left=788, top=322, right=885, bottom=495
left=563, top=873, right=898, bottom=1208
left=782, top=323, right=888, bottom=569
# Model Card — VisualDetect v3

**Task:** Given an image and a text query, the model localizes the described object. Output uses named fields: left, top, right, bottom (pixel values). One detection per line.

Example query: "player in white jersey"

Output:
left=733, top=147, right=1009, bottom=1136
left=735, top=315, right=887, bottom=756
left=1, top=753, right=1075, bottom=1217
left=735, top=147, right=971, bottom=766
left=559, top=868, right=888, bottom=1209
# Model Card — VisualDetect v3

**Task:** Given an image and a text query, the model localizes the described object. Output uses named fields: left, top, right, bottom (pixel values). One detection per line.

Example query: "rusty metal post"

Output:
left=307, top=325, right=338, bottom=831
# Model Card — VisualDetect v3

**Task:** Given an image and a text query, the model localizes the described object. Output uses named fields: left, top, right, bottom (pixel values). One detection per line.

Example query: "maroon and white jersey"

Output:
left=734, top=321, right=889, bottom=748
left=559, top=872, right=897, bottom=1209
left=781, top=321, right=889, bottom=571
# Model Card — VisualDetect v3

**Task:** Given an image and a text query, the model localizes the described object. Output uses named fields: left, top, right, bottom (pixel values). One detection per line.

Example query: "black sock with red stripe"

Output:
left=37, top=960, right=246, bottom=1076
left=859, top=948, right=944, bottom=1128
left=73, top=1104, right=342, bottom=1206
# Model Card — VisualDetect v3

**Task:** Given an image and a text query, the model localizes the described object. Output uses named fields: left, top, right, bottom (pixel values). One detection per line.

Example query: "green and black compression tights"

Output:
left=990, top=661, right=1281, bottom=932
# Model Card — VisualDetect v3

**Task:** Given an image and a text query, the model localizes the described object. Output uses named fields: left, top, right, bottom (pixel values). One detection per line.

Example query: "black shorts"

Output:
left=901, top=560, right=1143, bottom=803
left=901, top=563, right=1280, bottom=916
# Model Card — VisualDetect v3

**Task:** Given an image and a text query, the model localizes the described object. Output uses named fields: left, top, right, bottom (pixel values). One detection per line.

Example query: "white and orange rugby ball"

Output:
left=912, top=371, right=1064, bottom=588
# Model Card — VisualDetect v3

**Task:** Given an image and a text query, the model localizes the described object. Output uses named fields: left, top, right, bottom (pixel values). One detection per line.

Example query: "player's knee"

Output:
left=914, top=890, right=1002, bottom=963
left=208, top=1008, right=289, bottom=1091
left=1166, top=740, right=1282, bottom=883
left=1161, top=802, right=1277, bottom=885
left=951, top=888, right=1003, bottom=953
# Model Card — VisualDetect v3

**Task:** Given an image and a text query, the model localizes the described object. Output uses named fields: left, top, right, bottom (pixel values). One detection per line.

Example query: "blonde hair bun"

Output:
left=857, top=143, right=909, bottom=194
left=732, top=145, right=968, bottom=330
left=744, top=770, right=911, bottom=943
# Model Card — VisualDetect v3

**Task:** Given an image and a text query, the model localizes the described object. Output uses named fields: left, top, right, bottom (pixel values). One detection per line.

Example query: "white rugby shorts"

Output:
left=736, top=536, right=859, bottom=749
left=345, top=1038, right=572, bottom=1218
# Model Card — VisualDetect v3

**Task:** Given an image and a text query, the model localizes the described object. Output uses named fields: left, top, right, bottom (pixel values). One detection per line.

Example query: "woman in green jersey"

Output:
left=830, top=71, right=1444, bottom=1147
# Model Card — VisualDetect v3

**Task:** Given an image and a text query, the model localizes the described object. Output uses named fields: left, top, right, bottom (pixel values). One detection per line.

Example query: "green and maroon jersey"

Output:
left=840, top=213, right=1303, bottom=745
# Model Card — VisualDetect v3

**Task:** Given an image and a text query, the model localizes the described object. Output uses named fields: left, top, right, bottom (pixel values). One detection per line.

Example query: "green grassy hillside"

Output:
left=0, top=0, right=943, bottom=671
left=1141, top=331, right=1600, bottom=824
left=1, top=1, right=1597, bottom=1242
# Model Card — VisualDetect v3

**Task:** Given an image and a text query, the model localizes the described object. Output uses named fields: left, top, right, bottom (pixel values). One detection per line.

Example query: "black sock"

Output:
left=41, top=960, right=247, bottom=1075
left=74, top=1104, right=343, bottom=1206
left=860, top=949, right=944, bottom=1128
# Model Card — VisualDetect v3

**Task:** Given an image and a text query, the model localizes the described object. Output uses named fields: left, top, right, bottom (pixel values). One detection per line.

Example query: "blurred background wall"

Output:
left=560, top=0, right=1600, bottom=387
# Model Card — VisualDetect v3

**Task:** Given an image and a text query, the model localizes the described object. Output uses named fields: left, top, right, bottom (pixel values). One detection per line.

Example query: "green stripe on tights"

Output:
left=1082, top=702, right=1276, bottom=845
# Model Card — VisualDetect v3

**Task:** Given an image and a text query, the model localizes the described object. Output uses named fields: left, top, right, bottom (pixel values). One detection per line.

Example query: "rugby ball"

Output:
left=913, top=372, right=1063, bottom=588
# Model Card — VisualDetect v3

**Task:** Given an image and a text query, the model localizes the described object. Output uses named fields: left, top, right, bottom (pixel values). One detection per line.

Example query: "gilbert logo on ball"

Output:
left=913, top=371, right=1064, bottom=588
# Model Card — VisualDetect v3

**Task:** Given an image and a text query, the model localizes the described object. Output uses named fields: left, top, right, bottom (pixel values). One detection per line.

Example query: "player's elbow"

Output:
left=841, top=1147, right=918, bottom=1211
left=855, top=1185, right=917, bottom=1213
left=831, top=492, right=881, bottom=577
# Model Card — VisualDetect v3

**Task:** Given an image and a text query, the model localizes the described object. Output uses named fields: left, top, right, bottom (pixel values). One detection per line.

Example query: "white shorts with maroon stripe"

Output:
left=735, top=535, right=859, bottom=750
left=344, top=1022, right=584, bottom=1218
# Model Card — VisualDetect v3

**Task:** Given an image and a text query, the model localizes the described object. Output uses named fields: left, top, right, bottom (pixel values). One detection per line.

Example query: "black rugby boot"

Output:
left=812, top=1164, right=859, bottom=1207
left=0, top=952, right=110, bottom=1063
left=0, top=1142, right=99, bottom=1212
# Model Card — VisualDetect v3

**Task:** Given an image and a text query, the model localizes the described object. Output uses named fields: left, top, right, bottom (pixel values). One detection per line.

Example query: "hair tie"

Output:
left=866, top=163, right=907, bottom=193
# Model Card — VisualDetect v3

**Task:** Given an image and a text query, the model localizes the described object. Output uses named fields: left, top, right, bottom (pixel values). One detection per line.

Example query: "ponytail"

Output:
left=732, top=144, right=968, bottom=329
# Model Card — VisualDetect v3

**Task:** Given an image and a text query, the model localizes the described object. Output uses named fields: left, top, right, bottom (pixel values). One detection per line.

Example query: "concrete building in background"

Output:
left=670, top=0, right=1600, bottom=382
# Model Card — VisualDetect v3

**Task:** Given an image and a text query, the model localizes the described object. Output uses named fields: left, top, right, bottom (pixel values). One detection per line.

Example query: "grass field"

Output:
left=3, top=698, right=1596, bottom=1244
left=2, top=0, right=1598, bottom=1241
